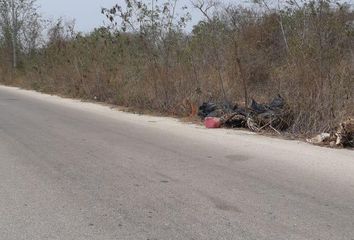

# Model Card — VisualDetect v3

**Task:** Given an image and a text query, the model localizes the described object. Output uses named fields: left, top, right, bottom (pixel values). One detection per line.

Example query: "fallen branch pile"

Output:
left=307, top=118, right=354, bottom=148
left=198, top=95, right=292, bottom=134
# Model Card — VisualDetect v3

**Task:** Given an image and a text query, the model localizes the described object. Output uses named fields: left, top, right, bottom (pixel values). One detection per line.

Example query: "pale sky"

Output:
left=36, top=0, right=217, bottom=32
left=35, top=0, right=252, bottom=32
left=36, top=1, right=351, bottom=33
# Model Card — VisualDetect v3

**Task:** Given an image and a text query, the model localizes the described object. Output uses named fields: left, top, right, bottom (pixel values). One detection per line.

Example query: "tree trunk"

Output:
left=234, top=41, right=248, bottom=107
left=11, top=0, right=17, bottom=69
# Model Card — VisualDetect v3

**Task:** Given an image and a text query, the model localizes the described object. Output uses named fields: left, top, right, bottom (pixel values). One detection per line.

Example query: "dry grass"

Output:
left=0, top=1, right=353, bottom=135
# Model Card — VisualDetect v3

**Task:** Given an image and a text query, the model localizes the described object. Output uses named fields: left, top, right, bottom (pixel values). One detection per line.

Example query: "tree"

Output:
left=190, top=0, right=230, bottom=102
left=102, top=0, right=191, bottom=108
left=0, top=0, right=40, bottom=69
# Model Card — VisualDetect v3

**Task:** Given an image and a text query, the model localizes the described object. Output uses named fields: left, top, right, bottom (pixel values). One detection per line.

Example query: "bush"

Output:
left=1, top=0, right=353, bottom=134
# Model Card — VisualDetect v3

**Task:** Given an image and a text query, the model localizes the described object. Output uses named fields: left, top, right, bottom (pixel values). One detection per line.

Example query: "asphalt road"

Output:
left=1, top=85, right=354, bottom=240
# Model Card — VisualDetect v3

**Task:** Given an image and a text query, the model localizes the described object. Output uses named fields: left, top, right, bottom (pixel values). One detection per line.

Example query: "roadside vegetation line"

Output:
left=0, top=0, right=353, bottom=136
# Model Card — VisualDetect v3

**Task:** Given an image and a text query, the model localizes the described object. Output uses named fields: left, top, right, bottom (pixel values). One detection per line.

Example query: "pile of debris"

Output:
left=307, top=118, right=354, bottom=148
left=198, top=96, right=353, bottom=148
left=198, top=95, right=292, bottom=133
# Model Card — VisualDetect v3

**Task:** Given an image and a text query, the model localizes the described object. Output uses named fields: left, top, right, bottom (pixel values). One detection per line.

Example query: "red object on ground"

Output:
left=204, top=117, right=221, bottom=128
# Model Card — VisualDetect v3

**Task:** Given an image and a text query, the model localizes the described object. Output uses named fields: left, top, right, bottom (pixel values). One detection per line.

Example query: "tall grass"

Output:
left=1, top=0, right=353, bottom=134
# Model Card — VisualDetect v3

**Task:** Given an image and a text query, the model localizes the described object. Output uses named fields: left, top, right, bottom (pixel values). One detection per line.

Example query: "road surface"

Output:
left=1, top=85, right=354, bottom=240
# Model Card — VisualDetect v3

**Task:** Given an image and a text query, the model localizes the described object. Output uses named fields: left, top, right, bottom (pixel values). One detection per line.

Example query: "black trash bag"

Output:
left=249, top=95, right=291, bottom=131
left=233, top=106, right=248, bottom=116
left=250, top=99, right=268, bottom=114
left=198, top=102, right=234, bottom=119
left=198, top=102, right=219, bottom=119
left=198, top=95, right=292, bottom=132
left=269, top=94, right=285, bottom=110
